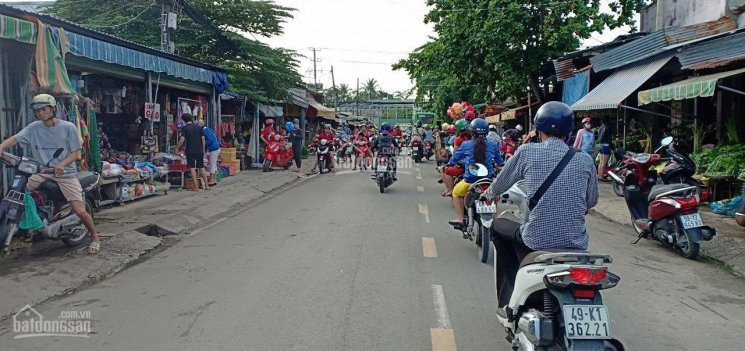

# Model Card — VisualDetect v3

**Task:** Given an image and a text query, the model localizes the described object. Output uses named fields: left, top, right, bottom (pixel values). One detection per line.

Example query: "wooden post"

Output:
left=716, top=90, right=723, bottom=143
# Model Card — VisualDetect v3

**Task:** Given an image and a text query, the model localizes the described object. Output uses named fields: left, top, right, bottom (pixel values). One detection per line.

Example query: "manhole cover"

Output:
left=135, top=224, right=176, bottom=237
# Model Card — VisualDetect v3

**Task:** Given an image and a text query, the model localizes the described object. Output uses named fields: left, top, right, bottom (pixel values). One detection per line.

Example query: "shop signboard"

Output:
left=144, top=103, right=161, bottom=122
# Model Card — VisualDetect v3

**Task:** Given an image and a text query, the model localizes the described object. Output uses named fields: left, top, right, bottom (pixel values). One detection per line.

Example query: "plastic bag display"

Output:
left=711, top=195, right=743, bottom=217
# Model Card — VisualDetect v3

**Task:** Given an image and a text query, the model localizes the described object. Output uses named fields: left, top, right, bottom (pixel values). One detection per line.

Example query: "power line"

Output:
left=87, top=1, right=157, bottom=29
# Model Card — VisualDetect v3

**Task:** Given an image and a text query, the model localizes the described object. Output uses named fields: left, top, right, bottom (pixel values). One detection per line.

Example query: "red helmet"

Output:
left=582, top=117, right=592, bottom=124
left=265, top=118, right=274, bottom=125
left=447, top=125, right=456, bottom=134
left=464, top=111, right=476, bottom=121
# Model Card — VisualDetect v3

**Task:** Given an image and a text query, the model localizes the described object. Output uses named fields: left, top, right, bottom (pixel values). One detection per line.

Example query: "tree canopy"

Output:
left=394, top=0, right=648, bottom=115
left=47, top=0, right=303, bottom=101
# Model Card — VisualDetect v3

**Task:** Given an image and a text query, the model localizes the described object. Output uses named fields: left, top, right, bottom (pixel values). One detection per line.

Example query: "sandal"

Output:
left=88, top=241, right=100, bottom=254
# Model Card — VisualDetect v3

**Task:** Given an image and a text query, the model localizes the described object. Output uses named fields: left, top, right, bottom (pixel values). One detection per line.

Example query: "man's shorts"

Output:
left=453, top=179, right=471, bottom=197
left=186, top=153, right=205, bottom=169
left=599, top=144, right=611, bottom=155
left=207, top=149, right=220, bottom=173
left=444, top=165, right=464, bottom=177
left=27, top=174, right=84, bottom=203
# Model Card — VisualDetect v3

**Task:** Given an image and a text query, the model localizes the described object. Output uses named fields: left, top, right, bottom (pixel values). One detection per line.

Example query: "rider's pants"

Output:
left=491, top=218, right=533, bottom=308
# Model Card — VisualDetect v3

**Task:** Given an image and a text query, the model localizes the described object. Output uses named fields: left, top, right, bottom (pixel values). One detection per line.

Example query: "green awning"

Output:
left=0, top=14, right=37, bottom=44
left=638, top=67, right=745, bottom=105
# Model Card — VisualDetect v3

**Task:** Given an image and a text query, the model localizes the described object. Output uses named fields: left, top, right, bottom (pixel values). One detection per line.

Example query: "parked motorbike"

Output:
left=374, top=155, right=395, bottom=193
left=411, top=140, right=422, bottom=163
left=450, top=164, right=494, bottom=263
left=263, top=134, right=294, bottom=172
left=606, top=148, right=633, bottom=197
left=0, top=150, right=101, bottom=254
left=337, top=139, right=355, bottom=166
left=315, top=139, right=333, bottom=174
left=611, top=137, right=715, bottom=259
left=494, top=180, right=625, bottom=350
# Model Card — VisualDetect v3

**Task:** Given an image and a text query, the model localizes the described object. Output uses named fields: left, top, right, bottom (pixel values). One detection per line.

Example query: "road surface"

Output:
left=1, top=157, right=744, bottom=350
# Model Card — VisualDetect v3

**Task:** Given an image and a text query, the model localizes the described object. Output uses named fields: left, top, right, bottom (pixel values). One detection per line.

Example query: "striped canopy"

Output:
left=638, top=67, right=745, bottom=105
left=0, top=14, right=37, bottom=44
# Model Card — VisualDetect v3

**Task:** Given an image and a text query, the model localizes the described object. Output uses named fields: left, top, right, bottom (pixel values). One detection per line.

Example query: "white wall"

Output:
left=641, top=0, right=730, bottom=31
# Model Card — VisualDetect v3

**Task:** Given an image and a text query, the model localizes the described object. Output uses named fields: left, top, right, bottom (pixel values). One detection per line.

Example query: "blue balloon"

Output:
left=285, top=121, right=295, bottom=132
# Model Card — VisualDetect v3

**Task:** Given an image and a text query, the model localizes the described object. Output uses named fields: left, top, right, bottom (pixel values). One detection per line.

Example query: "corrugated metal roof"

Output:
left=591, top=17, right=736, bottom=72
left=553, top=59, right=576, bottom=81
left=572, top=54, right=673, bottom=111
left=677, top=30, right=745, bottom=70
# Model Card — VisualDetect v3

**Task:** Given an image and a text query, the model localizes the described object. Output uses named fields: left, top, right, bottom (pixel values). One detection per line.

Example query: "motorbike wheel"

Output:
left=379, top=178, right=385, bottom=193
left=612, top=179, right=625, bottom=197
left=262, top=159, right=272, bottom=172
left=62, top=200, right=94, bottom=247
left=480, top=224, right=489, bottom=263
left=676, top=229, right=701, bottom=259
left=0, top=217, right=18, bottom=254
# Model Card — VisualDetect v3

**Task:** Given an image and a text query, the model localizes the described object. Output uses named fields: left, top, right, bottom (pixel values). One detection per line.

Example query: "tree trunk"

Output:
left=528, top=72, right=545, bottom=104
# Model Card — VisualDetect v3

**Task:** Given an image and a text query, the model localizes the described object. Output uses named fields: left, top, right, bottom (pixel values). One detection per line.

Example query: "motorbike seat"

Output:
left=648, top=183, right=692, bottom=201
left=519, top=249, right=588, bottom=268
left=38, top=180, right=65, bottom=200
left=77, top=171, right=100, bottom=190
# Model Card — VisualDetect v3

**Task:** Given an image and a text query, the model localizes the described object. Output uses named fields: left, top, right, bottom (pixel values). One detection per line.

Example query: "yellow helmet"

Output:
left=30, top=94, right=57, bottom=110
left=441, top=122, right=450, bottom=129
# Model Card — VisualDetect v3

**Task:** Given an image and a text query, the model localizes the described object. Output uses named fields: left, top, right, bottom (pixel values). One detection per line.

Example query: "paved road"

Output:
left=1, top=158, right=744, bottom=350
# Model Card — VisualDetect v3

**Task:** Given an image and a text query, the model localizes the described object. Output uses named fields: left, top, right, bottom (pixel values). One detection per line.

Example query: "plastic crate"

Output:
left=229, top=160, right=241, bottom=174
left=221, top=148, right=237, bottom=162
left=169, top=163, right=188, bottom=171
left=219, top=163, right=236, bottom=176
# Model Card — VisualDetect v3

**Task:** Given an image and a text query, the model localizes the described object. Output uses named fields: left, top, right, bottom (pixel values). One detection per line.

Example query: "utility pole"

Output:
left=312, top=48, right=318, bottom=88
left=330, top=66, right=338, bottom=115
left=160, top=0, right=175, bottom=53
left=356, top=78, right=360, bottom=116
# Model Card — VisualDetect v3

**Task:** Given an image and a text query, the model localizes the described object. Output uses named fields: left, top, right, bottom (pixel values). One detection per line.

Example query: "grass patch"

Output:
left=699, top=254, right=738, bottom=276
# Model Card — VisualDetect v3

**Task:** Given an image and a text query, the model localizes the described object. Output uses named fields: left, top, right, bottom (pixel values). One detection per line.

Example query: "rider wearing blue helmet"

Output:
left=447, top=118, right=503, bottom=229
left=373, top=122, right=399, bottom=180
left=481, top=101, right=599, bottom=311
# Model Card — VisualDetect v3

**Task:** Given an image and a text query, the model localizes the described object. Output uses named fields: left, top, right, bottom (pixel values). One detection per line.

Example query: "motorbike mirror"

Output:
left=660, top=136, right=673, bottom=147
left=468, top=163, right=489, bottom=177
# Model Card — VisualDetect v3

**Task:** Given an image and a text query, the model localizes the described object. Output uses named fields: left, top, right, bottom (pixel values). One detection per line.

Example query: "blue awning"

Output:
left=67, top=31, right=217, bottom=86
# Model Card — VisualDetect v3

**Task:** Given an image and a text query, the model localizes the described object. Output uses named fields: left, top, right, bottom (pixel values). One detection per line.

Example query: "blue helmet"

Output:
left=285, top=121, right=294, bottom=132
left=469, top=118, right=489, bottom=135
left=534, top=101, right=573, bottom=137
left=380, top=122, right=393, bottom=133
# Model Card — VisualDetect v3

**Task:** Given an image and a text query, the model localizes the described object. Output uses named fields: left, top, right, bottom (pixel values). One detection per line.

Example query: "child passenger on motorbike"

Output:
left=447, top=118, right=503, bottom=229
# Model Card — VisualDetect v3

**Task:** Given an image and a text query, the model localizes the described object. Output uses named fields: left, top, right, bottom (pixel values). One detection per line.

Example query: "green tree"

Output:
left=363, top=78, right=380, bottom=100
left=394, top=0, right=647, bottom=116
left=47, top=0, right=303, bottom=101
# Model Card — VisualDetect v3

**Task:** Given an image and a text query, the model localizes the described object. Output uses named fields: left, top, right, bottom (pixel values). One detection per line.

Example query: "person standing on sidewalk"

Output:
left=289, top=119, right=303, bottom=172
left=201, top=122, right=221, bottom=186
left=597, top=117, right=615, bottom=180
left=573, top=117, right=595, bottom=156
left=176, top=114, right=210, bottom=191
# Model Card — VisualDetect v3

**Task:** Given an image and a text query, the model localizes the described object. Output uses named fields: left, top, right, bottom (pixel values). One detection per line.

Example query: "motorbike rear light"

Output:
left=412, top=141, right=420, bottom=146
left=569, top=267, right=607, bottom=285
left=573, top=289, right=596, bottom=299
left=676, top=197, right=699, bottom=215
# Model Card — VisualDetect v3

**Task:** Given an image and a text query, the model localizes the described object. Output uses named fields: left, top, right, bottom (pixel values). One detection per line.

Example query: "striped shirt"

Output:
left=484, top=138, right=599, bottom=250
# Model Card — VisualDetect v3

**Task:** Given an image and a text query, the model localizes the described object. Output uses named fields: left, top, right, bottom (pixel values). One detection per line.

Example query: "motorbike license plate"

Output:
left=562, top=305, right=611, bottom=339
left=680, top=213, right=703, bottom=229
left=377, top=165, right=388, bottom=172
left=475, top=201, right=496, bottom=214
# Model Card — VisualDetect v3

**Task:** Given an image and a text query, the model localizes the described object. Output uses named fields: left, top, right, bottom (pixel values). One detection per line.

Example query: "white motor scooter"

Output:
left=493, top=181, right=625, bottom=350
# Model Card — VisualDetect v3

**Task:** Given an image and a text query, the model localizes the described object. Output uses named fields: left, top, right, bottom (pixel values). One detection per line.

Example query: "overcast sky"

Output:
left=266, top=0, right=636, bottom=93
left=0, top=0, right=636, bottom=93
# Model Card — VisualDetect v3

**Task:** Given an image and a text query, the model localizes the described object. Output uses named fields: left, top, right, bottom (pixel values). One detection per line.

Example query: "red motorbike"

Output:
left=610, top=137, right=715, bottom=259
left=263, top=134, right=294, bottom=172
left=411, top=140, right=422, bottom=163
left=353, top=140, right=370, bottom=171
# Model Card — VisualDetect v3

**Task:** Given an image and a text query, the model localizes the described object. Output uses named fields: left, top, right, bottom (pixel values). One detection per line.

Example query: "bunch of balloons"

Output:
left=446, top=101, right=476, bottom=122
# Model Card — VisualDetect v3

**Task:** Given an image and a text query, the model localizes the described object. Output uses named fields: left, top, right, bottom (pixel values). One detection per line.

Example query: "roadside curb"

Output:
left=0, top=172, right=316, bottom=322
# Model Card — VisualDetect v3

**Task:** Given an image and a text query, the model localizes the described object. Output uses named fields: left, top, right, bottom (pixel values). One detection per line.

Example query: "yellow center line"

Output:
left=422, top=237, right=438, bottom=258
left=418, top=203, right=430, bottom=223
left=430, top=328, right=457, bottom=351
left=417, top=186, right=424, bottom=192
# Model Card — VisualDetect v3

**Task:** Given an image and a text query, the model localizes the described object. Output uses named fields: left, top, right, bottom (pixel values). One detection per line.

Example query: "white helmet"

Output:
left=515, top=124, right=524, bottom=132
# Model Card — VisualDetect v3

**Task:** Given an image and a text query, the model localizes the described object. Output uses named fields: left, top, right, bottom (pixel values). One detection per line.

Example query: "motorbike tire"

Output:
left=0, top=217, right=18, bottom=254
left=677, top=229, right=701, bottom=259
left=379, top=178, right=385, bottom=194
left=62, top=200, right=94, bottom=247
left=262, top=159, right=271, bottom=172
left=480, top=224, right=489, bottom=263
left=612, top=180, right=625, bottom=197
